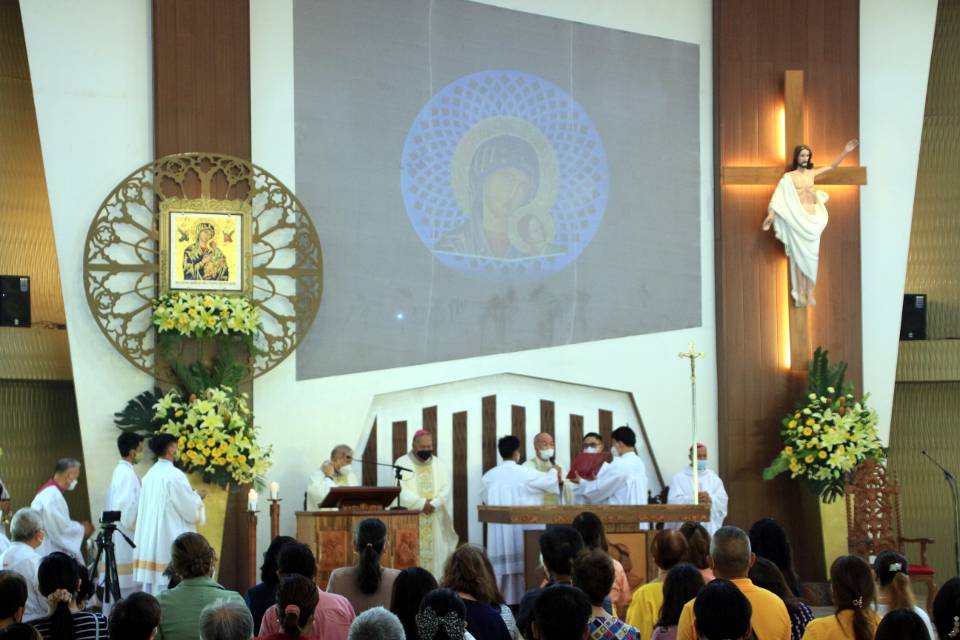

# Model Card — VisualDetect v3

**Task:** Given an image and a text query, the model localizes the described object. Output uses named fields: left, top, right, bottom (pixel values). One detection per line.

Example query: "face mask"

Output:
left=611, top=446, right=621, bottom=458
left=67, top=479, right=78, bottom=491
left=133, top=452, right=144, bottom=463
left=415, top=450, right=433, bottom=461
left=697, top=460, right=708, bottom=472
left=338, top=464, right=354, bottom=475
left=584, top=446, right=599, bottom=454
left=538, top=448, right=554, bottom=461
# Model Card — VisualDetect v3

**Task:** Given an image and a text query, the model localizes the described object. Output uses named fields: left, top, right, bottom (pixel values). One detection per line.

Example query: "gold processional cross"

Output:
left=720, top=70, right=868, bottom=370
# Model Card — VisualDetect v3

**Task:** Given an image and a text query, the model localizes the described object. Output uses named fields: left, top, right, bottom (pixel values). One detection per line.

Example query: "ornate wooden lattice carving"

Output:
left=845, top=458, right=901, bottom=556
left=83, top=153, right=322, bottom=382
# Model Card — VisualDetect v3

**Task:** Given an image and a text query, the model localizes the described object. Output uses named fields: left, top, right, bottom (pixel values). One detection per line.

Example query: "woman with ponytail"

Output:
left=327, top=518, right=399, bottom=614
left=260, top=575, right=320, bottom=639
left=32, top=552, right=109, bottom=640
left=874, top=551, right=935, bottom=639
left=802, top=555, right=879, bottom=640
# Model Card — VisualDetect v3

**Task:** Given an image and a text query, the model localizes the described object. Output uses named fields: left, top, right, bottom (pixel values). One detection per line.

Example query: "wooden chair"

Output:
left=845, top=458, right=936, bottom=610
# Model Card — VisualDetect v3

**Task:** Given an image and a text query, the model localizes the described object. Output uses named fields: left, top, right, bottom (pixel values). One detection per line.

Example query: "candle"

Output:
left=247, top=488, right=258, bottom=512
left=270, top=481, right=279, bottom=500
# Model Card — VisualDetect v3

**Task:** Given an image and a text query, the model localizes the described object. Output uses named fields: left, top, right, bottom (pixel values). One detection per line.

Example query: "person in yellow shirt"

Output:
left=802, top=555, right=879, bottom=640
left=625, top=529, right=688, bottom=640
left=693, top=579, right=754, bottom=640
left=677, top=526, right=790, bottom=640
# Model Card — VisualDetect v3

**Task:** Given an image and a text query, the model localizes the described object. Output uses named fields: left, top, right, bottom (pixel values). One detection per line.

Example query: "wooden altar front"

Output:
left=478, top=504, right=710, bottom=589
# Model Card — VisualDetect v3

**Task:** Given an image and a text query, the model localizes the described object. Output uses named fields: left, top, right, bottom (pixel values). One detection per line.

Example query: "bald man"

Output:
left=522, top=432, right=573, bottom=505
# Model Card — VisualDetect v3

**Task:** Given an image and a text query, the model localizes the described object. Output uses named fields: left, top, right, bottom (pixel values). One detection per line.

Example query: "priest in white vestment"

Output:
left=30, top=458, right=93, bottom=562
left=133, top=434, right=206, bottom=595
left=572, top=426, right=649, bottom=514
left=104, top=432, right=145, bottom=597
left=481, top=435, right=560, bottom=605
left=667, top=443, right=728, bottom=535
left=394, top=430, right=458, bottom=577
left=306, top=444, right=359, bottom=510
left=522, top=432, right=573, bottom=505
left=0, top=508, right=47, bottom=621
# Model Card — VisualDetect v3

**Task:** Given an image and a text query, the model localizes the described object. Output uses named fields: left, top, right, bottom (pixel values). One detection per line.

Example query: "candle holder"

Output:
left=246, top=509, right=258, bottom=589
left=269, top=498, right=282, bottom=540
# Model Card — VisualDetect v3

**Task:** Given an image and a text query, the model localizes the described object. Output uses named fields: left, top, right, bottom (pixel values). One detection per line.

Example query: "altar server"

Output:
left=133, top=434, right=206, bottom=594
left=104, top=432, right=145, bottom=597
left=30, top=458, right=93, bottom=561
left=668, top=443, right=728, bottom=535
left=523, top=432, right=574, bottom=504
left=481, top=435, right=561, bottom=605
left=394, top=430, right=458, bottom=577
left=306, top=444, right=359, bottom=510
left=572, top=426, right=649, bottom=508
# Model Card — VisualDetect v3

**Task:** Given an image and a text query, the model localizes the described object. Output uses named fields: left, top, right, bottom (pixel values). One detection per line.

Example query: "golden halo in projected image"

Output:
left=82, top=153, right=323, bottom=382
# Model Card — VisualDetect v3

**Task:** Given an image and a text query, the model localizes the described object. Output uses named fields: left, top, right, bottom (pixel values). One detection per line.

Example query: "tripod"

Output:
left=90, top=522, right=135, bottom=606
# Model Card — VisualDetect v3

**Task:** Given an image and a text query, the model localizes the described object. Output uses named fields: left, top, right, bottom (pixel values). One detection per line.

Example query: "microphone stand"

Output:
left=922, top=449, right=960, bottom=576
left=353, top=458, right=413, bottom=511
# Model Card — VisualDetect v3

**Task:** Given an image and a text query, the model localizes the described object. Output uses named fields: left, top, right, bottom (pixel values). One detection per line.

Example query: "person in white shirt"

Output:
left=104, top=432, right=145, bottom=598
left=132, top=433, right=207, bottom=595
left=0, top=507, right=48, bottom=621
left=571, top=426, right=649, bottom=508
left=306, top=444, right=359, bottom=510
left=522, top=432, right=573, bottom=505
left=481, top=435, right=561, bottom=605
left=30, top=458, right=93, bottom=562
left=667, top=443, right=728, bottom=535
left=0, top=476, right=11, bottom=553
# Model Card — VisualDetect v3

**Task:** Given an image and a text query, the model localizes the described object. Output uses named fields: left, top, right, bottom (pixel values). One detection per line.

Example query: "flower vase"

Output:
left=188, top=472, right=230, bottom=575
left=818, top=494, right=848, bottom=577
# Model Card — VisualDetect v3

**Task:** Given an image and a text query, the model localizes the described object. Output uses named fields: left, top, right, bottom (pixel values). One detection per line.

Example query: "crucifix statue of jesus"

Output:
left=761, top=138, right=859, bottom=307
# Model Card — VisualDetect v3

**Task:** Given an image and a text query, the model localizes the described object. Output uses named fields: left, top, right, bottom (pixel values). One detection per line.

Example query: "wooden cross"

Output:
left=720, top=70, right=868, bottom=370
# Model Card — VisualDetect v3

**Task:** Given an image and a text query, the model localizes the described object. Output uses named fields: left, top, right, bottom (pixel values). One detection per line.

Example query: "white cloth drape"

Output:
left=767, top=174, right=829, bottom=304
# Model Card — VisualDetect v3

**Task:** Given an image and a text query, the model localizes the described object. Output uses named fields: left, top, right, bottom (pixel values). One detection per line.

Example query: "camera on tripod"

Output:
left=90, top=510, right=135, bottom=606
left=100, top=510, right=121, bottom=525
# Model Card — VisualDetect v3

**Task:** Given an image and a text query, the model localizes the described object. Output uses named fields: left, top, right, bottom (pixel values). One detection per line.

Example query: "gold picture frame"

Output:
left=159, top=198, right=253, bottom=296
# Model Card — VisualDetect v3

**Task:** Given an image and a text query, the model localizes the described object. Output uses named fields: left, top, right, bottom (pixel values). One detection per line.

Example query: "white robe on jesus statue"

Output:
left=30, top=481, right=84, bottom=561
left=481, top=460, right=560, bottom=605
left=767, top=174, right=829, bottom=306
left=104, top=460, right=142, bottom=596
left=667, top=466, right=728, bottom=535
left=394, top=452, right=458, bottom=578
left=575, top=452, right=649, bottom=510
left=132, top=459, right=205, bottom=594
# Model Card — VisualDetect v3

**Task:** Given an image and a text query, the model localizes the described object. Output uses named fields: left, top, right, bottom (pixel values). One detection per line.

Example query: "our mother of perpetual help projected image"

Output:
left=762, top=139, right=858, bottom=307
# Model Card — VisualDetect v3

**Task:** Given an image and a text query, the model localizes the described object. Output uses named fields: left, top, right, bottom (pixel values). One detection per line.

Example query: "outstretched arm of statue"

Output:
left=814, top=138, right=858, bottom=177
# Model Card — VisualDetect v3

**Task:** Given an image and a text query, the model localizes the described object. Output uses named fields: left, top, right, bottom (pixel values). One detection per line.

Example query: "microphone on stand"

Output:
left=922, top=449, right=956, bottom=480
left=352, top=458, right=412, bottom=510
left=921, top=449, right=960, bottom=577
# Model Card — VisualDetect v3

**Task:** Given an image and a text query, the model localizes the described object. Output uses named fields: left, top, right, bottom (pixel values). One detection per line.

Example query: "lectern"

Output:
left=296, top=487, right=420, bottom=588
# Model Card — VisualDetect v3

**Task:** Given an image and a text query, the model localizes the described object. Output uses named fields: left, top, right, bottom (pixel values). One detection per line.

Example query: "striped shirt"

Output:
left=32, top=611, right=110, bottom=640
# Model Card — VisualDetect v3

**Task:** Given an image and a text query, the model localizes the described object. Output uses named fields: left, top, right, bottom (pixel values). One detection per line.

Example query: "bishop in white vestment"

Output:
left=133, top=434, right=206, bottom=594
left=394, top=430, right=458, bottom=577
left=522, top=432, right=573, bottom=505
left=306, top=444, right=359, bottom=510
left=668, top=443, right=728, bottom=535
left=481, top=435, right=560, bottom=605
left=104, top=433, right=145, bottom=596
left=573, top=427, right=649, bottom=512
left=30, top=458, right=90, bottom=562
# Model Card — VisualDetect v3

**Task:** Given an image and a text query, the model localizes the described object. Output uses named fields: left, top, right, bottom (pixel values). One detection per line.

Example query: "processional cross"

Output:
left=721, top=70, right=868, bottom=369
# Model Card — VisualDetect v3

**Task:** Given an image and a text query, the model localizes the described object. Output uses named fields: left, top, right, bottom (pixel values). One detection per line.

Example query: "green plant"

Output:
left=114, top=388, right=165, bottom=434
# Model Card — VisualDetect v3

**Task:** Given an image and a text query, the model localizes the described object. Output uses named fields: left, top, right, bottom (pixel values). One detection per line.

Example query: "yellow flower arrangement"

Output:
left=153, top=386, right=271, bottom=487
left=152, top=292, right=260, bottom=338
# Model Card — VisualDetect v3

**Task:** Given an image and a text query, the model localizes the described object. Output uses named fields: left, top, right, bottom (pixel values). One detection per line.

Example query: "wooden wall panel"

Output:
left=539, top=400, right=555, bottom=438
left=423, top=405, right=438, bottom=450
left=715, top=0, right=863, bottom=579
left=452, top=411, right=468, bottom=543
left=482, top=395, right=497, bottom=472
left=569, top=414, right=584, bottom=461
left=362, top=420, right=377, bottom=486
left=392, top=420, right=408, bottom=464
left=512, top=405, right=527, bottom=463
left=598, top=409, right=613, bottom=446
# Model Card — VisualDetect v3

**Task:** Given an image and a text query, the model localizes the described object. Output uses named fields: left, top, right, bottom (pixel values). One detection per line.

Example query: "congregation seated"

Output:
left=650, top=563, right=704, bottom=640
left=245, top=535, right=295, bottom=635
left=933, top=577, right=960, bottom=640
left=693, top=579, right=753, bottom=640
left=257, top=542, right=355, bottom=640
left=572, top=549, right=640, bottom=640
left=531, top=583, right=592, bottom=640
left=677, top=523, right=714, bottom=583
left=0, top=570, right=27, bottom=629
left=0, top=624, right=41, bottom=640
left=749, top=518, right=802, bottom=597
left=624, top=529, right=687, bottom=639
left=390, top=567, right=438, bottom=640
left=748, top=557, right=814, bottom=640
left=517, top=525, right=585, bottom=640
left=676, top=526, right=789, bottom=640
left=416, top=588, right=469, bottom=640
left=874, top=608, right=930, bottom=640
left=440, top=545, right=512, bottom=640
left=327, top=518, right=399, bottom=615
left=571, top=512, right=631, bottom=614
left=346, top=607, right=405, bottom=640
left=260, top=574, right=319, bottom=639
left=32, top=552, right=109, bottom=640
left=873, top=550, right=935, bottom=639
left=199, top=600, right=255, bottom=640
left=157, top=532, right=245, bottom=640
left=108, top=592, right=161, bottom=640
left=801, top=555, right=879, bottom=640
left=0, top=509, right=46, bottom=621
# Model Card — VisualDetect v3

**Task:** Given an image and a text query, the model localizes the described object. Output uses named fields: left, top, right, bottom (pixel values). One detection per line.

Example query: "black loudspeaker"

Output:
left=901, top=293, right=926, bottom=341
left=0, top=276, right=31, bottom=327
